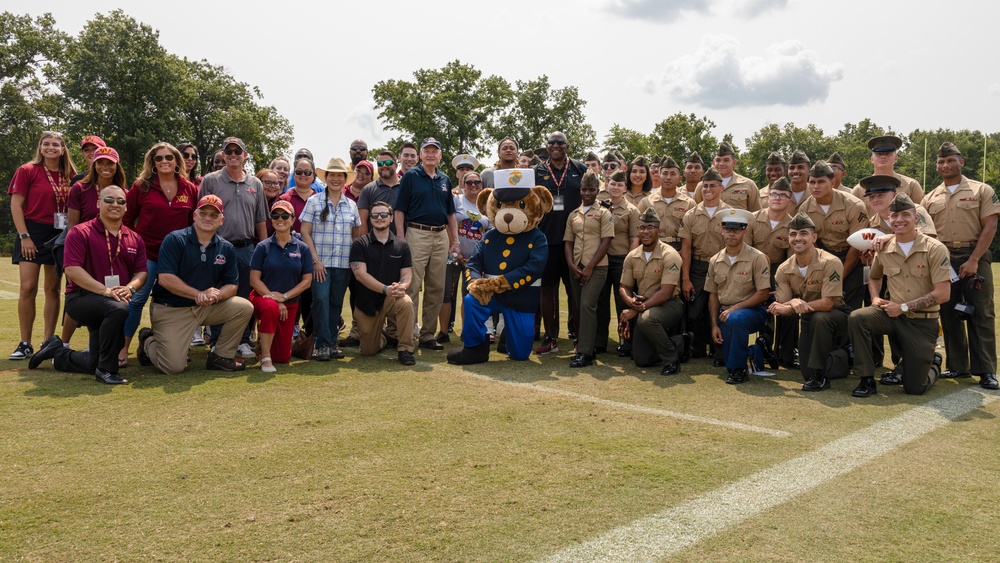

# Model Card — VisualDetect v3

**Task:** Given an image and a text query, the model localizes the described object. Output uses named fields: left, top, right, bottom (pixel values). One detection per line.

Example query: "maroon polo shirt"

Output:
left=67, top=181, right=100, bottom=223
left=63, top=217, right=147, bottom=295
left=278, top=188, right=312, bottom=234
left=123, top=177, right=198, bottom=260
left=7, top=163, right=66, bottom=225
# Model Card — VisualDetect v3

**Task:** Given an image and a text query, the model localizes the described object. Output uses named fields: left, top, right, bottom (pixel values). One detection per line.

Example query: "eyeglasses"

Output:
left=270, top=212, right=292, bottom=220
left=370, top=211, right=392, bottom=219
left=602, top=163, right=618, bottom=170
left=182, top=152, right=197, bottom=160
left=547, top=140, right=567, bottom=146
left=102, top=196, right=127, bottom=205
left=294, top=169, right=313, bottom=176
left=350, top=145, right=367, bottom=151
left=637, top=225, right=658, bottom=231
left=464, top=180, right=483, bottom=187
left=224, top=148, right=244, bottom=155
left=376, top=159, right=395, bottom=167
left=153, top=154, right=175, bottom=162
left=768, top=192, right=791, bottom=200
left=263, top=180, right=282, bottom=187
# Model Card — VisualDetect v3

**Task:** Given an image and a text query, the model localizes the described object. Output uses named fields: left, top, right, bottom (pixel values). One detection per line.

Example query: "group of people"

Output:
left=8, top=129, right=998, bottom=398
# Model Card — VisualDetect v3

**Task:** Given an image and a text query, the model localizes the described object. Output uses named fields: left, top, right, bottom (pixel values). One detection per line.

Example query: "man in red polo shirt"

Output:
left=29, top=185, right=147, bottom=384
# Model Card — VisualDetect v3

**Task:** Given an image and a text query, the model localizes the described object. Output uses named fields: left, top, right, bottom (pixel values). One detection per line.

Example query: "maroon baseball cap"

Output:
left=80, top=135, right=106, bottom=149
left=197, top=194, right=224, bottom=213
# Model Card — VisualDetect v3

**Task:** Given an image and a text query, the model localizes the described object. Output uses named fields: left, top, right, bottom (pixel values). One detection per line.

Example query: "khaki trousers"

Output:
left=405, top=227, right=449, bottom=343
left=145, top=297, right=253, bottom=374
left=355, top=295, right=415, bottom=356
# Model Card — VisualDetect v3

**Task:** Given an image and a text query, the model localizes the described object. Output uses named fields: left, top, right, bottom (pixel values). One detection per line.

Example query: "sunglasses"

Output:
left=224, top=148, right=244, bottom=155
left=370, top=211, right=391, bottom=219
left=547, top=140, right=567, bottom=146
left=464, top=180, right=483, bottom=187
left=602, top=163, right=618, bottom=170
left=376, top=159, right=395, bottom=167
left=350, top=145, right=367, bottom=151
left=294, top=169, right=313, bottom=176
left=154, top=154, right=175, bottom=162
left=270, top=212, right=292, bottom=220
left=102, top=196, right=126, bottom=205
left=263, top=180, right=282, bottom=187
left=182, top=152, right=197, bottom=160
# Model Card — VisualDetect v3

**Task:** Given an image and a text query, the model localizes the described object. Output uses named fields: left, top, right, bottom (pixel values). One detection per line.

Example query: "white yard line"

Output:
left=543, top=387, right=999, bottom=562
left=0, top=280, right=19, bottom=287
left=456, top=370, right=790, bottom=437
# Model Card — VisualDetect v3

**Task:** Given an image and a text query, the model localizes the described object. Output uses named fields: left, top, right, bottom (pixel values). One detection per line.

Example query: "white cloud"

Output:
left=609, top=0, right=786, bottom=20
left=644, top=35, right=844, bottom=109
left=344, top=103, right=394, bottom=148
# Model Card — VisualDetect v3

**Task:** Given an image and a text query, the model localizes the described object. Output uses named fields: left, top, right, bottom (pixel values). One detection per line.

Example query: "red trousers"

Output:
left=249, top=290, right=299, bottom=364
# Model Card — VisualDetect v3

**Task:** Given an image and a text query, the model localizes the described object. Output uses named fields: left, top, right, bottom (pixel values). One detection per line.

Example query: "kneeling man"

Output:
left=138, top=195, right=254, bottom=373
left=769, top=212, right=850, bottom=391
left=848, top=194, right=951, bottom=397
left=706, top=209, right=771, bottom=384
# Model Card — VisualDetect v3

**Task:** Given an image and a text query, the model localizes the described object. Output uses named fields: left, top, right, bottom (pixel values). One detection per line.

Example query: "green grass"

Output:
left=0, top=262, right=998, bottom=562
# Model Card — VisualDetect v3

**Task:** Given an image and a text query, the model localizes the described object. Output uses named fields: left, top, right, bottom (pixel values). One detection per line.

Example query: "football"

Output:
left=846, top=228, right=883, bottom=251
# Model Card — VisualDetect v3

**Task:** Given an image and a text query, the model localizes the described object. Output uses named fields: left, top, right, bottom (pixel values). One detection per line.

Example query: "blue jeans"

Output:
left=311, top=267, right=351, bottom=348
left=124, top=259, right=158, bottom=338
left=720, top=305, right=768, bottom=370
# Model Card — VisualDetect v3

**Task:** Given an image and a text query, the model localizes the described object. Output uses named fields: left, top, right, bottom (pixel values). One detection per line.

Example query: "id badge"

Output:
left=54, top=212, right=68, bottom=229
left=104, top=275, right=120, bottom=288
left=552, top=194, right=565, bottom=211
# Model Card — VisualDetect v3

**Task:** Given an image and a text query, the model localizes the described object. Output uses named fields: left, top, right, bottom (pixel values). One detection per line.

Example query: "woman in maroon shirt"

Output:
left=8, top=132, right=77, bottom=360
left=120, top=142, right=199, bottom=363
left=176, top=142, right=202, bottom=187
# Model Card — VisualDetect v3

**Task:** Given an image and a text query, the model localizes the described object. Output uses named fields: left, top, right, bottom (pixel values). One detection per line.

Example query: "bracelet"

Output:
left=382, top=284, right=387, bottom=295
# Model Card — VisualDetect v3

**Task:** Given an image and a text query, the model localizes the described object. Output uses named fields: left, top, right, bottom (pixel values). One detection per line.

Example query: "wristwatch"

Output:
left=282, top=293, right=289, bottom=301
left=126, top=285, right=136, bottom=295
left=900, top=303, right=909, bottom=313
left=19, top=233, right=29, bottom=239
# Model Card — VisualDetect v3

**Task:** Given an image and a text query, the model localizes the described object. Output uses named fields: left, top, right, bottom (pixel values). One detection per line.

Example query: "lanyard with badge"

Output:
left=43, top=168, right=69, bottom=229
left=104, top=228, right=122, bottom=288
left=546, top=160, right=568, bottom=211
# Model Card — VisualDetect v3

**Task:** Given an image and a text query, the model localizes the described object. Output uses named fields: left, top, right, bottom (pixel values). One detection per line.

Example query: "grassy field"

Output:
left=1, top=262, right=998, bottom=562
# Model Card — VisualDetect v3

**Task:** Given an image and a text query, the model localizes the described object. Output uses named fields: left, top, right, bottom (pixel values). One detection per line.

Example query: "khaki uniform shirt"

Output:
left=788, top=189, right=810, bottom=214
left=747, top=209, right=792, bottom=265
left=694, top=173, right=761, bottom=211
left=869, top=204, right=937, bottom=237
left=705, top=243, right=771, bottom=306
left=678, top=200, right=732, bottom=261
left=563, top=204, right=615, bottom=267
left=851, top=172, right=924, bottom=215
left=624, top=191, right=648, bottom=208
left=620, top=241, right=683, bottom=299
left=638, top=190, right=695, bottom=243
left=921, top=176, right=1000, bottom=244
left=607, top=198, right=639, bottom=256
left=800, top=190, right=868, bottom=252
left=870, top=233, right=952, bottom=312
left=774, top=248, right=844, bottom=305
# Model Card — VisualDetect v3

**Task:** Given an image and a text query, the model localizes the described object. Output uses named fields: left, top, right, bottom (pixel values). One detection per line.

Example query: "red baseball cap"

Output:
left=92, top=146, right=119, bottom=164
left=197, top=194, right=224, bottom=213
left=80, top=135, right=106, bottom=149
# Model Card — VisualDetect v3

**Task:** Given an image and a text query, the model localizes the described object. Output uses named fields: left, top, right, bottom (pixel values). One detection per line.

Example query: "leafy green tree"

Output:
left=486, top=74, right=597, bottom=157
left=740, top=122, right=837, bottom=186
left=648, top=113, right=720, bottom=166
left=602, top=125, right=652, bottom=162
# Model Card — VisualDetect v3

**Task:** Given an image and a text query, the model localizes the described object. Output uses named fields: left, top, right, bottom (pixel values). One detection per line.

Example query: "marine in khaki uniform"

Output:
left=849, top=194, right=951, bottom=397
left=649, top=157, right=662, bottom=191
left=639, top=156, right=694, bottom=252
left=624, top=156, right=651, bottom=208
left=596, top=170, right=640, bottom=356
left=619, top=208, right=690, bottom=375
left=679, top=167, right=732, bottom=359
left=682, top=152, right=704, bottom=197
left=850, top=135, right=924, bottom=214
left=693, top=142, right=761, bottom=211
left=799, top=161, right=868, bottom=309
left=769, top=212, right=850, bottom=391
left=785, top=150, right=812, bottom=213
left=827, top=152, right=853, bottom=194
left=748, top=177, right=798, bottom=368
left=705, top=208, right=772, bottom=384
left=921, top=142, right=1000, bottom=389
left=563, top=170, right=615, bottom=368
left=761, top=151, right=787, bottom=193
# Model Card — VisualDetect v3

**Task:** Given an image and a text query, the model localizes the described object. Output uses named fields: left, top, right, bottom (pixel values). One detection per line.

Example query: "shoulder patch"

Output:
left=992, top=192, right=999, bottom=204
left=941, top=257, right=949, bottom=267
left=668, top=263, right=679, bottom=271
left=858, top=211, right=867, bottom=223
left=829, top=271, right=841, bottom=282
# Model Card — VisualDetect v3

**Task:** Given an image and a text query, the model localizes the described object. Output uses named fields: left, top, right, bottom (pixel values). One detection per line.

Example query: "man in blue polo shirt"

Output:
left=137, top=195, right=254, bottom=374
left=393, top=137, right=461, bottom=351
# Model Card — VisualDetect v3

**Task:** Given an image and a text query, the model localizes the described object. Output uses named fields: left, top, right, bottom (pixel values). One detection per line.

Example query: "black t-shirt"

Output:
left=535, top=158, right=586, bottom=245
left=349, top=231, right=412, bottom=316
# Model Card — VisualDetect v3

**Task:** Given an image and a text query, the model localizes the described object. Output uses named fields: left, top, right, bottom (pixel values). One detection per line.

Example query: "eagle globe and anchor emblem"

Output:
left=508, top=170, right=522, bottom=185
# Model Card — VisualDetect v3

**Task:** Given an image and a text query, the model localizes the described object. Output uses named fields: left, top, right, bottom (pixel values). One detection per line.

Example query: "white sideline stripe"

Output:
left=459, top=371, right=790, bottom=437
left=0, top=280, right=18, bottom=287
left=543, top=388, right=999, bottom=563
left=0, top=289, right=18, bottom=299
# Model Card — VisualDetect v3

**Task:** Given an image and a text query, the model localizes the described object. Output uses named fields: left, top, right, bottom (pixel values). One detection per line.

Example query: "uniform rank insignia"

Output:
left=668, top=263, right=679, bottom=271
left=829, top=271, right=841, bottom=282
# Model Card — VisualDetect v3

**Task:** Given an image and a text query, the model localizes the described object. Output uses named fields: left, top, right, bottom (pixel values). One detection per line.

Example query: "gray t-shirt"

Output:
left=357, top=179, right=400, bottom=211
left=198, top=168, right=268, bottom=243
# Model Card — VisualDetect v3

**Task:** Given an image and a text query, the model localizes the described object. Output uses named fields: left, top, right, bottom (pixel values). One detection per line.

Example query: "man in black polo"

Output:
left=393, top=137, right=461, bottom=350
left=534, top=131, right=587, bottom=354
left=350, top=201, right=415, bottom=365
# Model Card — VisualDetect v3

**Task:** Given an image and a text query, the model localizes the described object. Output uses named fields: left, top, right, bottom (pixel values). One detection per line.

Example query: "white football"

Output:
left=847, top=228, right=882, bottom=251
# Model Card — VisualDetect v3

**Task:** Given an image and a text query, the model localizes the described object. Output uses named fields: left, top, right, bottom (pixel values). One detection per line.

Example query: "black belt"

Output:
left=407, top=222, right=446, bottom=232
left=230, top=239, right=254, bottom=248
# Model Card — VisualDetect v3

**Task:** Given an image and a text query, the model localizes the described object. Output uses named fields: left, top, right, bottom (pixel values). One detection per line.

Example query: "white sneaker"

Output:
left=237, top=343, right=255, bottom=358
left=191, top=329, right=206, bottom=346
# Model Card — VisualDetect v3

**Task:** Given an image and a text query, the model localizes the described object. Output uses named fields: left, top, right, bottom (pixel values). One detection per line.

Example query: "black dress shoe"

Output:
left=852, top=376, right=877, bottom=398
left=419, top=340, right=444, bottom=351
left=725, top=369, right=749, bottom=384
left=385, top=336, right=399, bottom=348
left=979, top=373, right=999, bottom=390
left=660, top=362, right=680, bottom=376
left=28, top=335, right=63, bottom=369
left=95, top=368, right=128, bottom=385
left=435, top=331, right=450, bottom=344
left=398, top=350, right=416, bottom=366
left=617, top=345, right=632, bottom=358
left=779, top=359, right=800, bottom=370
left=569, top=353, right=594, bottom=368
left=713, top=358, right=726, bottom=367
left=940, top=370, right=971, bottom=379
left=880, top=371, right=903, bottom=385
left=137, top=327, right=154, bottom=366
left=802, top=374, right=831, bottom=391
left=679, top=332, right=693, bottom=363
left=567, top=331, right=577, bottom=341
